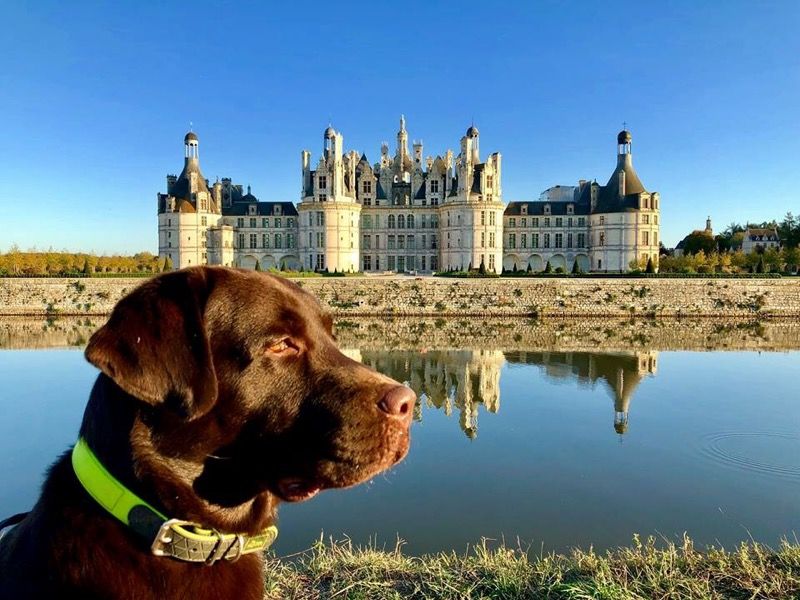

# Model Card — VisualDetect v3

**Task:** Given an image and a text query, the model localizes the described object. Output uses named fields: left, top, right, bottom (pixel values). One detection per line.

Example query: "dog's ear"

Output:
left=85, top=267, right=218, bottom=419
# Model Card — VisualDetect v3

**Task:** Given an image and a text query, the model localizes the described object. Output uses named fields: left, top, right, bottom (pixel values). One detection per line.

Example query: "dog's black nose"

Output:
left=378, top=385, right=416, bottom=422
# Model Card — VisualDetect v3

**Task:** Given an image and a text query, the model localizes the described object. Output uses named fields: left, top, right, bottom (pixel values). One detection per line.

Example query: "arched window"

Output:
left=407, top=214, right=415, bottom=228
left=388, top=215, right=396, bottom=228
left=398, top=214, right=406, bottom=229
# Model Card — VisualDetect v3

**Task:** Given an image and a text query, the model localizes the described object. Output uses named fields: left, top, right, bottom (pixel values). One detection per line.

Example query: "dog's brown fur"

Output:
left=0, top=267, right=415, bottom=599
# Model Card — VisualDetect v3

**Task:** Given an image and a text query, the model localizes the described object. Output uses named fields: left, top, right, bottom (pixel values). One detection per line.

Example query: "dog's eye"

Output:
left=267, top=338, right=297, bottom=355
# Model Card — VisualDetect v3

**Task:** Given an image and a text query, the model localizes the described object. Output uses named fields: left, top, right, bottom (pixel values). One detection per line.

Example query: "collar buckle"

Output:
left=150, top=518, right=191, bottom=557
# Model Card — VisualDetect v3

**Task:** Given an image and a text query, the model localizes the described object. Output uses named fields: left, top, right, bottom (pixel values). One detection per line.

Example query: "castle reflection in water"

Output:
left=346, top=349, right=657, bottom=438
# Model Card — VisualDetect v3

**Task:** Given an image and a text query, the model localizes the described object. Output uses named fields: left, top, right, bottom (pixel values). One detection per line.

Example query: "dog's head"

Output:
left=83, top=266, right=414, bottom=532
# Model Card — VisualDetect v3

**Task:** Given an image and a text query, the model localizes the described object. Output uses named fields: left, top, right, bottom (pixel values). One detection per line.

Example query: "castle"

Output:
left=158, top=119, right=659, bottom=273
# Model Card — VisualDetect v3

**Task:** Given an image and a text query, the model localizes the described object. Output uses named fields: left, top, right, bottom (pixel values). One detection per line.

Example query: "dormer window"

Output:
left=567, top=204, right=574, bottom=215
left=521, top=205, right=528, bottom=215
left=274, top=205, right=282, bottom=216
left=318, top=176, right=327, bottom=189
left=544, top=204, right=551, bottom=215
left=249, top=205, right=257, bottom=215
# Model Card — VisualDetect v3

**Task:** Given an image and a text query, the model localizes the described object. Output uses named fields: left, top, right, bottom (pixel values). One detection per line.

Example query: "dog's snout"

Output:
left=377, top=385, right=416, bottom=422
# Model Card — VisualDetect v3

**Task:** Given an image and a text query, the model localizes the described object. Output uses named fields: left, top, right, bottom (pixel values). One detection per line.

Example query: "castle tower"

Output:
left=297, top=124, right=361, bottom=272
left=589, top=128, right=660, bottom=273
left=157, top=130, right=220, bottom=270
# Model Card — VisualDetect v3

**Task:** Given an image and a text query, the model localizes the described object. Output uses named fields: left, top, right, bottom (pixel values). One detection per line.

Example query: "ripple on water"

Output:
left=700, top=432, right=800, bottom=481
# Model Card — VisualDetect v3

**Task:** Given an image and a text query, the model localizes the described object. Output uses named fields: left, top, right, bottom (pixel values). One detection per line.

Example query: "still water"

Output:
left=1, top=319, right=798, bottom=556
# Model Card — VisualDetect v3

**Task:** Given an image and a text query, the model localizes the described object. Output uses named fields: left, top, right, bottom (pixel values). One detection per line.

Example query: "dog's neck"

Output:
left=77, top=374, right=279, bottom=536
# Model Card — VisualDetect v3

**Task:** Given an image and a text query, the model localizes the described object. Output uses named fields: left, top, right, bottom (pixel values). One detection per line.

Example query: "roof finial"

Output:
left=622, top=120, right=627, bottom=131
left=400, top=114, right=406, bottom=131
left=247, top=184, right=251, bottom=194
left=189, top=120, right=193, bottom=132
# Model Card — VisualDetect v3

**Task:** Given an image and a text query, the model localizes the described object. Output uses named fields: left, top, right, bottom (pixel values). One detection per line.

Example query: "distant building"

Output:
left=503, top=129, right=661, bottom=273
left=157, top=132, right=300, bottom=270
left=742, top=227, right=780, bottom=254
left=158, top=125, right=660, bottom=274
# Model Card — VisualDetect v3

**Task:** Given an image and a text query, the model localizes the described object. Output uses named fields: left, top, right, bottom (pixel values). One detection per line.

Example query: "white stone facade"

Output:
left=159, top=126, right=659, bottom=274
left=742, top=228, right=780, bottom=254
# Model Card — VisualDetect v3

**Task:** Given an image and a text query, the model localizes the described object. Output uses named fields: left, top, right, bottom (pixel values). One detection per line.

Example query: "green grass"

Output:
left=264, top=535, right=800, bottom=599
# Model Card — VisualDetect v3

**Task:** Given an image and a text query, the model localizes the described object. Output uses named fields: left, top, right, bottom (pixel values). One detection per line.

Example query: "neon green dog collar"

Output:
left=71, top=437, right=278, bottom=564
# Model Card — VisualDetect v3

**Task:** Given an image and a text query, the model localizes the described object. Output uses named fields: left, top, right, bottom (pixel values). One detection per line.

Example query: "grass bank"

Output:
left=264, top=536, right=800, bottom=599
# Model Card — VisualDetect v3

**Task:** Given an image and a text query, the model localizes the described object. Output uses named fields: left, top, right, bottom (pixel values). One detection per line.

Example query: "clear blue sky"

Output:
left=1, top=1, right=798, bottom=253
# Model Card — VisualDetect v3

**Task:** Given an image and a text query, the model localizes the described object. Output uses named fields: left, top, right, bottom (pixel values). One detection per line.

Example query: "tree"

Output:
left=478, top=260, right=486, bottom=275
left=682, top=231, right=718, bottom=255
left=645, top=257, right=655, bottom=273
left=526, top=263, right=532, bottom=273
left=571, top=259, right=581, bottom=274
left=163, top=256, right=174, bottom=272
left=544, top=261, right=553, bottom=274
left=254, top=259, right=262, bottom=272
left=82, top=258, right=92, bottom=276
left=782, top=246, right=800, bottom=273
left=756, top=256, right=765, bottom=273
left=513, top=262, right=518, bottom=273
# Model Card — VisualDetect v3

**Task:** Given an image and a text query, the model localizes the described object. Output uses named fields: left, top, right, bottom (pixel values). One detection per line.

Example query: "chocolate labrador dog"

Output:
left=0, top=266, right=415, bottom=599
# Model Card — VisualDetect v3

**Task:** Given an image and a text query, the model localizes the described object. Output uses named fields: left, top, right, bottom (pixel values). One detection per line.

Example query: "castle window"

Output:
left=578, top=217, right=586, bottom=227
left=263, top=233, right=269, bottom=248
left=397, top=236, right=405, bottom=250
left=532, top=234, right=539, bottom=248
left=407, top=235, right=414, bottom=249
left=388, top=215, right=396, bottom=228
left=238, top=233, right=245, bottom=249
left=544, top=233, right=551, bottom=248
left=642, top=231, right=650, bottom=245
left=388, top=235, right=396, bottom=250
left=654, top=232, right=658, bottom=246
left=487, top=175, right=493, bottom=189
left=509, top=234, right=516, bottom=249
left=275, top=234, right=283, bottom=249
left=421, top=256, right=426, bottom=271
left=237, top=218, right=244, bottom=228
left=567, top=204, right=574, bottom=215
left=431, top=197, right=439, bottom=206
left=489, top=232, right=495, bottom=248
left=509, top=218, right=516, bottom=227
left=567, top=233, right=573, bottom=248
left=599, top=216, right=605, bottom=225
left=363, top=197, right=371, bottom=206
left=481, top=211, right=486, bottom=226
left=578, top=233, right=586, bottom=247
left=431, top=256, right=438, bottom=270
left=532, top=217, right=539, bottom=227
left=555, top=217, right=563, bottom=227
left=398, top=214, right=406, bottom=229
left=262, top=218, right=269, bottom=228
left=316, top=212, right=324, bottom=226
left=490, top=212, right=496, bottom=226
left=363, top=235, right=371, bottom=250
left=521, top=233, right=527, bottom=248
left=568, top=217, right=573, bottom=228
left=319, top=194, right=327, bottom=202
left=250, top=218, right=257, bottom=228
left=288, top=218, right=295, bottom=228
left=430, top=180, right=439, bottom=193
left=168, top=231, right=171, bottom=238
left=521, top=218, right=527, bottom=228
left=643, top=214, right=650, bottom=224
left=363, top=255, right=372, bottom=271
left=544, top=204, right=551, bottom=215
left=319, top=176, right=327, bottom=189
left=407, top=214, right=415, bottom=228
left=275, top=218, right=282, bottom=228
left=481, top=232, right=485, bottom=248
left=489, top=255, right=495, bottom=271
left=431, top=235, right=438, bottom=249
left=599, top=232, right=605, bottom=246
left=309, top=232, right=313, bottom=248
left=249, top=234, right=257, bottom=249
left=388, top=256, right=396, bottom=270
left=555, top=233, right=563, bottom=248
left=654, top=215, right=658, bottom=225
left=287, top=234, right=295, bottom=248
left=421, top=215, right=427, bottom=228
left=363, top=180, right=372, bottom=193
left=275, top=206, right=282, bottom=215
left=544, top=218, right=550, bottom=228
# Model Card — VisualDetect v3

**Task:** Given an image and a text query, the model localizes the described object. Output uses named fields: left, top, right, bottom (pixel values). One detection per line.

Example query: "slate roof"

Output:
left=593, top=154, right=647, bottom=213
left=504, top=199, right=590, bottom=216
left=223, top=201, right=298, bottom=217
left=746, top=228, right=779, bottom=241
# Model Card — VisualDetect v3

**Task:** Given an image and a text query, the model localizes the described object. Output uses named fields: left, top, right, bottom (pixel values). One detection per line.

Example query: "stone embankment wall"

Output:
left=1, top=276, right=800, bottom=318
left=2, top=316, right=799, bottom=353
